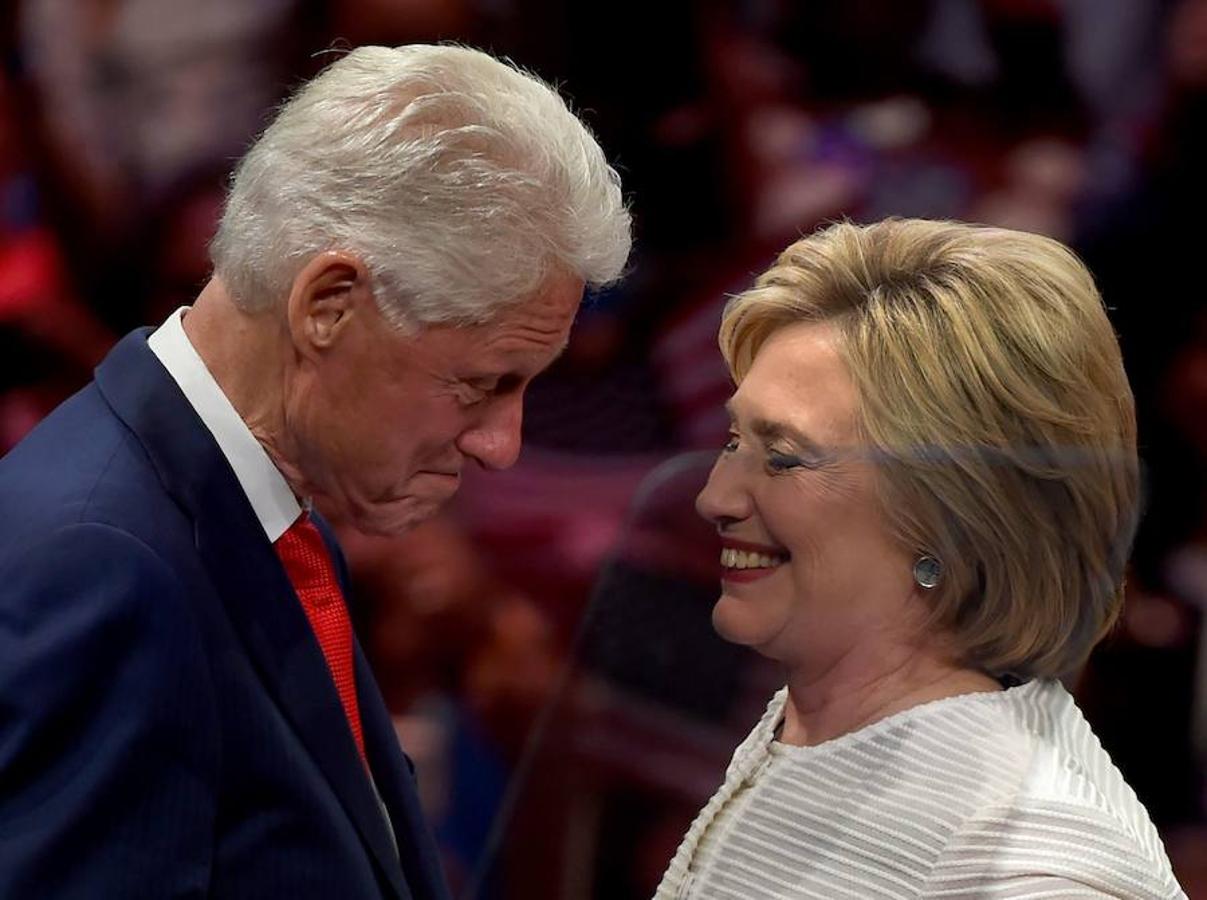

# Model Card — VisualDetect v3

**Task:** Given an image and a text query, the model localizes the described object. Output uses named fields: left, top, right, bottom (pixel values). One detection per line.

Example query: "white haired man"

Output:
left=0, top=45, right=630, bottom=899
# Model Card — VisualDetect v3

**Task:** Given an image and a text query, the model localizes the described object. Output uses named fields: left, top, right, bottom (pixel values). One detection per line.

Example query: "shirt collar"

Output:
left=148, top=306, right=303, bottom=542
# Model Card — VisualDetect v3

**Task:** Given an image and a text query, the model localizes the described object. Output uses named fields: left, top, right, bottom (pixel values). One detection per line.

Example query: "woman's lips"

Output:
left=718, top=537, right=789, bottom=582
left=721, top=566, right=783, bottom=583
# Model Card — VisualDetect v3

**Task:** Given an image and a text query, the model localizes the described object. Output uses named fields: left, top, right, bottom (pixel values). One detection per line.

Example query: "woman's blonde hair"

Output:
left=721, top=219, right=1138, bottom=678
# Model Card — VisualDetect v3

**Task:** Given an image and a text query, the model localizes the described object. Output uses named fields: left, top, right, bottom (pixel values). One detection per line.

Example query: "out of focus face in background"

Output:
left=288, top=270, right=583, bottom=536
left=696, top=321, right=916, bottom=667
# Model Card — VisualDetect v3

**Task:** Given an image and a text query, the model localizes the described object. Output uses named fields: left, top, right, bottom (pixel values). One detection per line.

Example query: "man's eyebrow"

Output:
left=724, top=399, right=827, bottom=455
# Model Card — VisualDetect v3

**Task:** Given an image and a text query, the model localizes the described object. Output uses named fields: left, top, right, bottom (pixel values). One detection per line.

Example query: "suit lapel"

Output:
left=95, top=330, right=410, bottom=899
left=355, top=646, right=453, bottom=900
left=314, top=514, right=451, bottom=900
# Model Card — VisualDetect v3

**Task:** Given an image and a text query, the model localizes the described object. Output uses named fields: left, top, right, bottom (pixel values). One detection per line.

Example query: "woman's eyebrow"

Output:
left=725, top=400, right=827, bottom=455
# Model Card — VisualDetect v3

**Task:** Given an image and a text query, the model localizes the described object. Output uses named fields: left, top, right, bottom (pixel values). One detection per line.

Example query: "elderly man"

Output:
left=0, top=45, right=630, bottom=899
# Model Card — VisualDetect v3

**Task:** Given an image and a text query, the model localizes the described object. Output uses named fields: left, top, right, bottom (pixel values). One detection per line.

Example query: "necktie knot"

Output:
left=276, top=514, right=336, bottom=596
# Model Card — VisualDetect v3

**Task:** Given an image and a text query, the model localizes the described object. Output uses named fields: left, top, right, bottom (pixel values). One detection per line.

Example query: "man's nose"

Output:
left=456, top=395, right=524, bottom=471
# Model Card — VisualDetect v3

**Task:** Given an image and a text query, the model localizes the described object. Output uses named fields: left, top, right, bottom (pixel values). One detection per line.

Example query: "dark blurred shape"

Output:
left=1078, top=576, right=1202, bottom=825
left=519, top=453, right=776, bottom=898
left=581, top=452, right=743, bottom=721
left=330, top=0, right=478, bottom=45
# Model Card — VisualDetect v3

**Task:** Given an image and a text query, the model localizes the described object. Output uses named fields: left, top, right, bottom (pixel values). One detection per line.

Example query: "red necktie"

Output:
left=274, top=513, right=366, bottom=762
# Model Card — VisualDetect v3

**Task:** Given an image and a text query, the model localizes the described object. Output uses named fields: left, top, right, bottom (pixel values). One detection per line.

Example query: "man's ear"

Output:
left=285, top=251, right=374, bottom=355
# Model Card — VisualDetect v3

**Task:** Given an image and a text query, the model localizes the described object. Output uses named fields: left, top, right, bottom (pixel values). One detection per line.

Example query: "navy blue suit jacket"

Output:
left=0, top=330, right=452, bottom=900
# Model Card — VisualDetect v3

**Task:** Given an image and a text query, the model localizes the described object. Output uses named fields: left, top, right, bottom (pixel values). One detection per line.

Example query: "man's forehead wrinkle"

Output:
left=481, top=320, right=572, bottom=353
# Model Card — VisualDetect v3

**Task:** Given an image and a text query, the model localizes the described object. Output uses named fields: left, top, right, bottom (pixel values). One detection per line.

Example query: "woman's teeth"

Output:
left=721, top=548, right=786, bottom=569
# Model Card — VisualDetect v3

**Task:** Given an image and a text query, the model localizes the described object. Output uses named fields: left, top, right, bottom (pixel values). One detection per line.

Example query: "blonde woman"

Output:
left=656, top=219, right=1186, bottom=899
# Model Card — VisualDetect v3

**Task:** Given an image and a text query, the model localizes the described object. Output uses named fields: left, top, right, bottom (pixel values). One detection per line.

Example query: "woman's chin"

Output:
left=711, top=594, right=775, bottom=649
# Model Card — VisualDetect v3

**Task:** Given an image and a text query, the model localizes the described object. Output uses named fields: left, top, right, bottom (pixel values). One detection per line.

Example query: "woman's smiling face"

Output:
left=696, top=320, right=920, bottom=668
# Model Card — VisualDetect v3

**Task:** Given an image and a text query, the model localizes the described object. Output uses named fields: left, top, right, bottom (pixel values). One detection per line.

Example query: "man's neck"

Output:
left=181, top=280, right=306, bottom=496
left=778, top=641, right=1001, bottom=747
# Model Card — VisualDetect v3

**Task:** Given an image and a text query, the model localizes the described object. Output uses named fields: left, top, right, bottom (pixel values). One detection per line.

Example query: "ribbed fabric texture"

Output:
left=655, top=680, right=1187, bottom=899
left=275, top=514, right=365, bottom=762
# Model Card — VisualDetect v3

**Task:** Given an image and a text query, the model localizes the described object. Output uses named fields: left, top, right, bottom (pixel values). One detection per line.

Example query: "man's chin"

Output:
left=349, top=494, right=450, bottom=538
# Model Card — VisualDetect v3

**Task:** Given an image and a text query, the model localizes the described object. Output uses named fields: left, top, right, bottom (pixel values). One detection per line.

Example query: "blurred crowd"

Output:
left=2, top=1, right=1206, bottom=897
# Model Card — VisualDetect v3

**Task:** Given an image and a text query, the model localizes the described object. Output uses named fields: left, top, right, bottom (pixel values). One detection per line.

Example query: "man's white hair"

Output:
left=210, top=44, right=631, bottom=327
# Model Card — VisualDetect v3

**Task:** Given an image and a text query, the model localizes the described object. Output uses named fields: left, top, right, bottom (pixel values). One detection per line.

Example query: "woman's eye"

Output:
left=767, top=450, right=806, bottom=472
left=722, top=433, right=740, bottom=453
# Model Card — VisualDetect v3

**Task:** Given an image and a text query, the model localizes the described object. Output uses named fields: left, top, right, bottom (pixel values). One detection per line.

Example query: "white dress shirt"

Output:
left=148, top=306, right=303, bottom=540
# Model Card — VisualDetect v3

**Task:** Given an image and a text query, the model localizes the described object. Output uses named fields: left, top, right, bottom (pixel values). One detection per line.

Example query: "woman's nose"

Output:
left=695, top=454, right=752, bottom=526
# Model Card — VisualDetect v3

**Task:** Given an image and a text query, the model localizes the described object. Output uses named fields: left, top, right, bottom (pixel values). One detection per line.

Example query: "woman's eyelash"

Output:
left=768, top=450, right=807, bottom=471
left=723, top=434, right=817, bottom=471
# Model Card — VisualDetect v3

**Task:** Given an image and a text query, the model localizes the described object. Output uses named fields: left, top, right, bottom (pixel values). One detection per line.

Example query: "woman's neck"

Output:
left=778, top=644, right=1001, bottom=747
